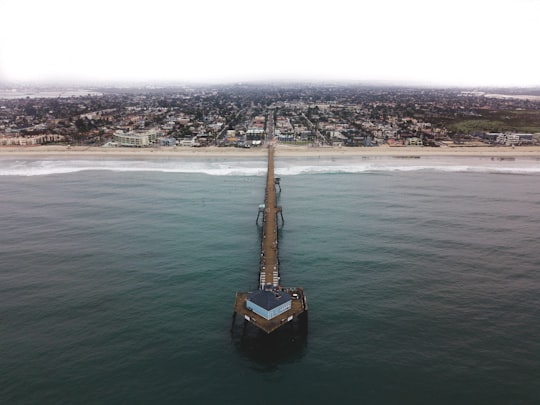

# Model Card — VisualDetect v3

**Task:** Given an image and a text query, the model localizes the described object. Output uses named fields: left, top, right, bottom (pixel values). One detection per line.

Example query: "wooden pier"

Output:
left=232, top=137, right=308, bottom=334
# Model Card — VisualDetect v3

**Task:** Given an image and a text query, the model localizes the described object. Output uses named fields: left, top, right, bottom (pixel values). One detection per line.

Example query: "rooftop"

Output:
left=247, top=289, right=291, bottom=311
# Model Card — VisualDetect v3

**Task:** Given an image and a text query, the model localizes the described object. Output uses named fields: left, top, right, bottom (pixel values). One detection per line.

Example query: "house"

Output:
left=246, top=288, right=292, bottom=320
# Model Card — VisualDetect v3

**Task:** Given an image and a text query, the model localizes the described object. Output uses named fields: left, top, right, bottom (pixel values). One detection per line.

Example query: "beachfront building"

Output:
left=178, top=136, right=201, bottom=147
left=0, top=134, right=65, bottom=145
left=329, top=130, right=347, bottom=146
left=496, top=133, right=520, bottom=146
left=406, top=137, right=423, bottom=146
left=246, top=128, right=265, bottom=140
left=113, top=129, right=159, bottom=147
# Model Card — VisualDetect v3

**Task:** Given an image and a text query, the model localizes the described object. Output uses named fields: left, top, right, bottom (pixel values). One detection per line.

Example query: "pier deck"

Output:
left=232, top=130, right=307, bottom=334
left=260, top=146, right=279, bottom=288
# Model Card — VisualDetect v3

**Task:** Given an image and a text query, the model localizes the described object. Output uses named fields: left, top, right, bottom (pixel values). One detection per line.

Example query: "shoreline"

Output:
left=2, top=144, right=540, bottom=158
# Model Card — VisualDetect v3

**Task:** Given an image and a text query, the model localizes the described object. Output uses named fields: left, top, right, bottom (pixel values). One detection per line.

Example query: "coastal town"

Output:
left=1, top=84, right=540, bottom=149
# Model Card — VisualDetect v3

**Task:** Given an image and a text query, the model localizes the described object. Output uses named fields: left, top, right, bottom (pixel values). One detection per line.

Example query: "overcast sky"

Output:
left=1, top=0, right=539, bottom=87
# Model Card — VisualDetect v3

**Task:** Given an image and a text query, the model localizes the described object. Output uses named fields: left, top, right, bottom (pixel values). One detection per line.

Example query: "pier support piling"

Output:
left=230, top=311, right=237, bottom=331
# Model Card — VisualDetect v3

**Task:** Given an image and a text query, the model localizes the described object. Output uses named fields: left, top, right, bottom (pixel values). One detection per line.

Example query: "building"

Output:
left=246, top=288, right=292, bottom=320
left=483, top=133, right=503, bottom=143
left=496, top=133, right=520, bottom=146
left=113, top=129, right=159, bottom=147
left=407, top=137, right=423, bottom=146
left=178, top=137, right=201, bottom=147
left=160, top=137, right=177, bottom=146
left=246, top=128, right=265, bottom=140
left=0, top=134, right=65, bottom=145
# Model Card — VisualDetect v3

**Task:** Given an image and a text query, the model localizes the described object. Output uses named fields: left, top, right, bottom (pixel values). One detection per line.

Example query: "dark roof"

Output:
left=247, top=289, right=291, bottom=311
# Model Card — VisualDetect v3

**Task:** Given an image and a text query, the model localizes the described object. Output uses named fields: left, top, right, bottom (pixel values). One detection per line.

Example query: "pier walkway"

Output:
left=258, top=146, right=281, bottom=288
left=232, top=120, right=307, bottom=334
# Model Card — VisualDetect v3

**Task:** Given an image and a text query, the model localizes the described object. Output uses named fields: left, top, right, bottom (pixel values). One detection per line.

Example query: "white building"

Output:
left=496, top=133, right=520, bottom=146
left=178, top=136, right=201, bottom=147
left=113, top=129, right=159, bottom=147
left=0, top=134, right=65, bottom=145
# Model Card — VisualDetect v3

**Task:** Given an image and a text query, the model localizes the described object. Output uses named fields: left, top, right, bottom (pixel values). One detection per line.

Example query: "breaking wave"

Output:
left=1, top=156, right=540, bottom=176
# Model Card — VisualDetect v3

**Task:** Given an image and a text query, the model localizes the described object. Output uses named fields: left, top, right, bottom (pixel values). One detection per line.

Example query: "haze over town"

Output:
left=1, top=0, right=540, bottom=87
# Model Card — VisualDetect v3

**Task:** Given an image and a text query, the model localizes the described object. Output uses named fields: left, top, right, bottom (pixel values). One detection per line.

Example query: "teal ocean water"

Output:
left=1, top=155, right=540, bottom=403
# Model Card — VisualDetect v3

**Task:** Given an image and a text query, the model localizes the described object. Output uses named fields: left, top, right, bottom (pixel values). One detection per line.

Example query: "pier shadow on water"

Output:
left=231, top=321, right=307, bottom=370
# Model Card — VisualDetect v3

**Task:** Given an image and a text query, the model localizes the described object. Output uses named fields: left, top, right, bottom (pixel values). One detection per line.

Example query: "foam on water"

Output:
left=0, top=159, right=268, bottom=177
left=1, top=156, right=539, bottom=176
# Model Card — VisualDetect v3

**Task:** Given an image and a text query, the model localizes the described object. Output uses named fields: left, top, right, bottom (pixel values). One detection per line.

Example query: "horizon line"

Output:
left=2, top=78, right=540, bottom=91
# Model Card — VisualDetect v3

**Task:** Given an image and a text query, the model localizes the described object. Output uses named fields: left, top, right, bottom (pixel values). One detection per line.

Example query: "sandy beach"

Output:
left=1, top=144, right=540, bottom=158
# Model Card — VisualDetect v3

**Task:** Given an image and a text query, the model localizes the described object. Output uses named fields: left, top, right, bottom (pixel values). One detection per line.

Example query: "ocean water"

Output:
left=1, top=154, right=540, bottom=404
